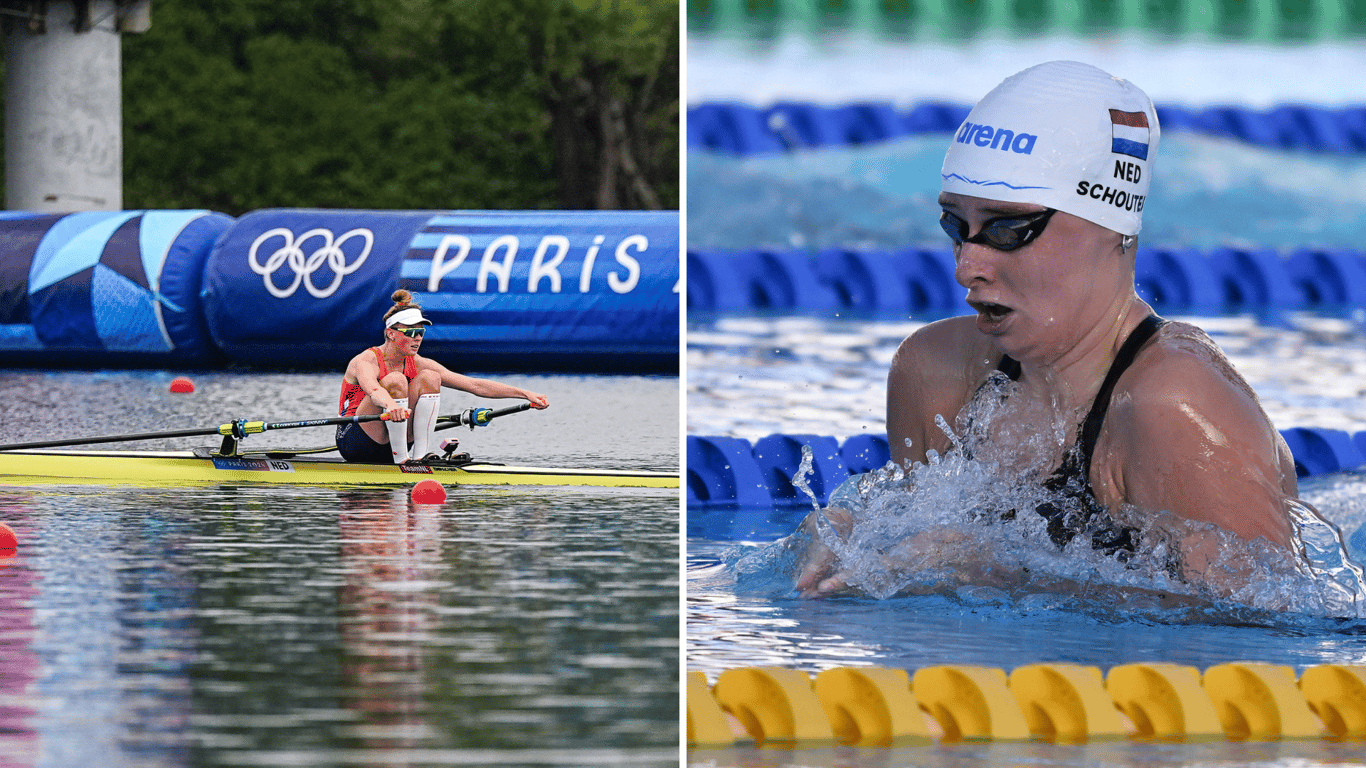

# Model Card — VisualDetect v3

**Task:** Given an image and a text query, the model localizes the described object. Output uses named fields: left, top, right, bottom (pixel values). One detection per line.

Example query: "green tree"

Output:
left=120, top=0, right=677, bottom=214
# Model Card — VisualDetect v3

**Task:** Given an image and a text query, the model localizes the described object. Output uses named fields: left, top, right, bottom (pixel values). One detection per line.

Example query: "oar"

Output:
left=436, top=402, right=533, bottom=431
left=0, top=402, right=536, bottom=454
left=0, top=412, right=399, bottom=452
left=258, top=404, right=535, bottom=458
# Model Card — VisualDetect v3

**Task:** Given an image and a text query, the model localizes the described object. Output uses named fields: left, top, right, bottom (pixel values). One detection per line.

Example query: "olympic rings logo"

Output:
left=247, top=227, right=374, bottom=299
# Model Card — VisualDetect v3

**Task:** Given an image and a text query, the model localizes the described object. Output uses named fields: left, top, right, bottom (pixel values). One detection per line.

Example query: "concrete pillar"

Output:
left=5, top=0, right=122, bottom=211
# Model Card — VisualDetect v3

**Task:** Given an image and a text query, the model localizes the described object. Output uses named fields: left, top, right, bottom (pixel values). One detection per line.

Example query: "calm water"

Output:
left=0, top=371, right=679, bottom=768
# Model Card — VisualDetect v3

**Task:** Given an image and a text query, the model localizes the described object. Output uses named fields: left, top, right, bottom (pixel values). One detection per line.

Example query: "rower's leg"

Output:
left=367, top=372, right=413, bottom=463
left=409, top=370, right=443, bottom=460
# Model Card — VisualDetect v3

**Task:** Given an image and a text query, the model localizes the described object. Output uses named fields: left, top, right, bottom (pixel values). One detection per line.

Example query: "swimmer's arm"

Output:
left=1105, top=350, right=1295, bottom=554
left=793, top=506, right=852, bottom=597
left=887, top=318, right=992, bottom=467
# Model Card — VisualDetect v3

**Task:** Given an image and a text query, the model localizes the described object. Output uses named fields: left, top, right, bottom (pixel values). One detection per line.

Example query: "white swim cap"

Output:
left=940, top=60, right=1160, bottom=237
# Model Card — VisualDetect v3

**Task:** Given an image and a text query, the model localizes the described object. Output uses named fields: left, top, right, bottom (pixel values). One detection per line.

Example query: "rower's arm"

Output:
left=349, top=357, right=405, bottom=412
left=419, top=359, right=550, bottom=408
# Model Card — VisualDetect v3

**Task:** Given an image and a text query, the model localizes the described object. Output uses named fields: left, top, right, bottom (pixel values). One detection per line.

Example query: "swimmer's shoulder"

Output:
left=890, top=316, right=998, bottom=390
left=1112, top=318, right=1269, bottom=427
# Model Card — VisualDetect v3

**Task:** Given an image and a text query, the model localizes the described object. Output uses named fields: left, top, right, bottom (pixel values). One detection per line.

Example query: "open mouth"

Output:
left=971, top=301, right=1013, bottom=322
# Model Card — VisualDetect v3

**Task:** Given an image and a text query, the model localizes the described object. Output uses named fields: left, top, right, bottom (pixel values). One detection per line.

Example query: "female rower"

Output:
left=337, top=289, right=550, bottom=464
left=793, top=61, right=1330, bottom=601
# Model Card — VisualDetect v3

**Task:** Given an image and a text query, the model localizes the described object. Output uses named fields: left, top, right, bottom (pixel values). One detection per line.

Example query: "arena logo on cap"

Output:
left=954, top=121, right=1038, bottom=155
left=1109, top=109, right=1150, bottom=160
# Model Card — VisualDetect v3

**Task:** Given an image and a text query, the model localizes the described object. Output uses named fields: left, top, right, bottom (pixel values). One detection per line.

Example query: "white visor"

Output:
left=385, top=307, right=431, bottom=328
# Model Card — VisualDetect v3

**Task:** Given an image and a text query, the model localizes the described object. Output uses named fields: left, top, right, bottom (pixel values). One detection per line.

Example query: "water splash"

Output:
left=790, top=443, right=819, bottom=513
left=736, top=391, right=1366, bottom=621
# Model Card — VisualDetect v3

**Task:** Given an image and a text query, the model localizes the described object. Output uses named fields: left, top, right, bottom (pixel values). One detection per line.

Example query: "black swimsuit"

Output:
left=991, top=314, right=1167, bottom=559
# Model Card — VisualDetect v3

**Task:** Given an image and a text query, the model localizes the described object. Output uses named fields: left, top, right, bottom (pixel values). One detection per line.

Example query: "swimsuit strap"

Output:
left=996, top=314, right=1167, bottom=558
left=1076, top=314, right=1166, bottom=468
left=995, top=313, right=1166, bottom=469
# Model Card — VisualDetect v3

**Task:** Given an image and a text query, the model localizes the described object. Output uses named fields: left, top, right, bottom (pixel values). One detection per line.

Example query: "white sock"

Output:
left=411, top=393, right=440, bottom=458
left=386, top=398, right=410, bottom=463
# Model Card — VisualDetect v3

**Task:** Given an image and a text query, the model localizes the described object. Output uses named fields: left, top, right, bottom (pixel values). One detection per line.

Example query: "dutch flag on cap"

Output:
left=1110, top=109, right=1150, bottom=160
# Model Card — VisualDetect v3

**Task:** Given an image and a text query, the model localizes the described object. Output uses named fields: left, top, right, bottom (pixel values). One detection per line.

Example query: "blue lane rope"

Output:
left=689, top=101, right=1366, bottom=156
left=687, top=428, right=1366, bottom=508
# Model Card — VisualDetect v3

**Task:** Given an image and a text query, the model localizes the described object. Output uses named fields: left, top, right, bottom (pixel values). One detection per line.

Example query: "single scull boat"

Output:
left=0, top=405, right=677, bottom=489
left=0, top=448, right=678, bottom=488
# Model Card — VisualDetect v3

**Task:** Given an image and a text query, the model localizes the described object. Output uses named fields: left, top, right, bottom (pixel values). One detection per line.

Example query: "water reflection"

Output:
left=338, top=488, right=444, bottom=751
left=0, top=513, right=38, bottom=767
left=0, top=483, right=678, bottom=766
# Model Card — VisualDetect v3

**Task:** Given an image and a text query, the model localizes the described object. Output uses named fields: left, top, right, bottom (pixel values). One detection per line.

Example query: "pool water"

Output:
left=0, top=371, right=679, bottom=767
left=686, top=117, right=1366, bottom=768
left=685, top=310, right=1366, bottom=660
left=688, top=132, right=1366, bottom=254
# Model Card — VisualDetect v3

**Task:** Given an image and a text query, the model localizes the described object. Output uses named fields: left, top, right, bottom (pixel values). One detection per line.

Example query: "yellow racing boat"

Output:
left=0, top=405, right=677, bottom=489
left=0, top=447, right=678, bottom=489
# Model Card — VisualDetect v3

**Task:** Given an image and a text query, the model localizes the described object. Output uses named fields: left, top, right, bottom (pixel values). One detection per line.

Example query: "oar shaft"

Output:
left=226, top=413, right=387, bottom=437
left=0, top=426, right=222, bottom=451
left=0, top=413, right=390, bottom=452
left=0, top=403, right=531, bottom=452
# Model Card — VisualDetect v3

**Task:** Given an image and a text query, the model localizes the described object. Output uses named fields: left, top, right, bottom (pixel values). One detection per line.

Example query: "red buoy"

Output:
left=169, top=376, right=195, bottom=394
left=411, top=479, right=447, bottom=504
left=0, top=522, right=17, bottom=558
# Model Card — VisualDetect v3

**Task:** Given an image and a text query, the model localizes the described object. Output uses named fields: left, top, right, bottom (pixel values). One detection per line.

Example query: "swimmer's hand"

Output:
left=796, top=525, right=980, bottom=599
left=793, top=507, right=853, bottom=598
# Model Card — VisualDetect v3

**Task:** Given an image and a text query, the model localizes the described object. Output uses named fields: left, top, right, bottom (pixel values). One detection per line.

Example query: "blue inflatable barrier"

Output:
left=203, top=210, right=679, bottom=372
left=0, top=210, right=232, bottom=366
left=687, top=435, right=773, bottom=508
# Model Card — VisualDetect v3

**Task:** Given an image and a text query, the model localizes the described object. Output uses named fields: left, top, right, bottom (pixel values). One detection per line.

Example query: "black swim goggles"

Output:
left=939, top=207, right=1057, bottom=252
